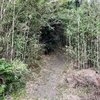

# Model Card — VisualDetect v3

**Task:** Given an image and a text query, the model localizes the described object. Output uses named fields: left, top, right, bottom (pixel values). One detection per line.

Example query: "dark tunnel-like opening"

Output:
left=40, top=23, right=66, bottom=54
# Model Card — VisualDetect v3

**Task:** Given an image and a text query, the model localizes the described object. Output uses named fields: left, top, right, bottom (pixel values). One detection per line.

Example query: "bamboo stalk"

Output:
left=0, top=0, right=4, bottom=20
left=11, top=0, right=15, bottom=62
left=77, top=14, right=80, bottom=69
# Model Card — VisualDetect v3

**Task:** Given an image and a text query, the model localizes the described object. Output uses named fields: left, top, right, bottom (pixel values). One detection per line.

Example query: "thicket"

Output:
left=0, top=0, right=46, bottom=65
left=64, top=1, right=100, bottom=68
left=0, top=0, right=47, bottom=99
left=0, top=58, right=28, bottom=99
left=0, top=0, right=100, bottom=99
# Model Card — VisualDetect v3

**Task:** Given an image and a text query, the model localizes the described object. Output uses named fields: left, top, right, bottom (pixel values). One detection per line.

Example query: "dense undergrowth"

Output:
left=0, top=0, right=100, bottom=99
left=0, top=58, right=28, bottom=99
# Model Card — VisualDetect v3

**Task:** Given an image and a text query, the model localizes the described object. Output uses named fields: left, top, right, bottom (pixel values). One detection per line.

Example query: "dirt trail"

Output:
left=25, top=52, right=68, bottom=100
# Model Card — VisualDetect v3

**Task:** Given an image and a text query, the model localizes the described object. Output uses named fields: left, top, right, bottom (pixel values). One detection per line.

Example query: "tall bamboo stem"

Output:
left=11, top=0, right=15, bottom=62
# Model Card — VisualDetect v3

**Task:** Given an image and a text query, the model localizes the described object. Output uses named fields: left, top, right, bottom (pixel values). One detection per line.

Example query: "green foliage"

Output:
left=0, top=58, right=28, bottom=98
left=63, top=2, right=100, bottom=68
left=0, top=0, right=48, bottom=66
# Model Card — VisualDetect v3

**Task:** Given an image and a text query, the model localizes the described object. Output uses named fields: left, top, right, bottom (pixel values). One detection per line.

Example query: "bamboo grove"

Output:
left=0, top=0, right=100, bottom=98
left=0, top=0, right=100, bottom=67
left=64, top=1, right=100, bottom=69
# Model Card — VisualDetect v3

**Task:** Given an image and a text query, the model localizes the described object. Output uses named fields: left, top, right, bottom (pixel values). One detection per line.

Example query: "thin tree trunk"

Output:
left=97, top=35, right=99, bottom=67
left=0, top=0, right=4, bottom=20
left=11, top=0, right=15, bottom=62
left=77, top=14, right=80, bottom=68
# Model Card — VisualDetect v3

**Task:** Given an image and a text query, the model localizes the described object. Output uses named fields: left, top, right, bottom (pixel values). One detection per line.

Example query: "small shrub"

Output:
left=0, top=58, right=28, bottom=99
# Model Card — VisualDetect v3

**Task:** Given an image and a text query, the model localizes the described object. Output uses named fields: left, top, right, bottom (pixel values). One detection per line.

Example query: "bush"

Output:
left=0, top=58, right=28, bottom=99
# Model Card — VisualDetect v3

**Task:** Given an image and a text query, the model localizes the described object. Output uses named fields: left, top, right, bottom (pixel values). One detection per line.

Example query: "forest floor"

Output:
left=8, top=51, right=100, bottom=100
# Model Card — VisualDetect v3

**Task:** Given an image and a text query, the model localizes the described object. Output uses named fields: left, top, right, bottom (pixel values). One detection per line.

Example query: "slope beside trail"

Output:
left=25, top=51, right=68, bottom=100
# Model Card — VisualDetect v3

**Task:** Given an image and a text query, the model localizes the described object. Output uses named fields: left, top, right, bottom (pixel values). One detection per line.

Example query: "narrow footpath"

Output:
left=25, top=52, right=68, bottom=100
